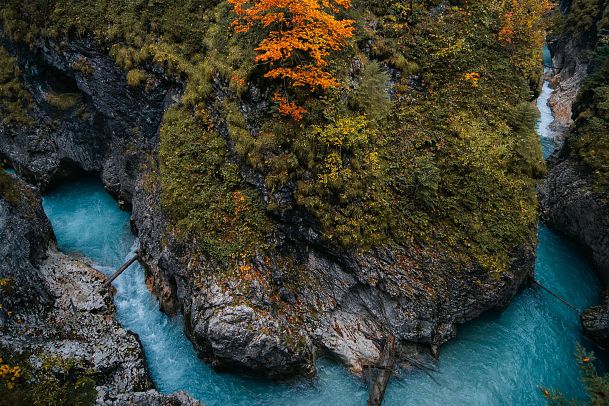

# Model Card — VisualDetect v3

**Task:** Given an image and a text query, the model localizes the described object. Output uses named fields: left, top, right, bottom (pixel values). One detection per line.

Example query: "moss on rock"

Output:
left=0, top=45, right=32, bottom=126
left=0, top=0, right=545, bottom=272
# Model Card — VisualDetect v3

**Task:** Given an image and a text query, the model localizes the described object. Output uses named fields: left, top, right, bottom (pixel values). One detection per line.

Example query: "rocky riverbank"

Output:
left=0, top=171, right=199, bottom=404
left=539, top=1, right=609, bottom=348
left=133, top=172, right=536, bottom=376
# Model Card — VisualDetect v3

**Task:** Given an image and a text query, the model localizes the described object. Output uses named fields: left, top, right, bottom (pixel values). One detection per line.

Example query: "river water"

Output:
left=38, top=49, right=602, bottom=405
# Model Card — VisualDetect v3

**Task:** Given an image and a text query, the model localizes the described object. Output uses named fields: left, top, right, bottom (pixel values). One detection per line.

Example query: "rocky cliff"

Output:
left=134, top=178, right=535, bottom=376
left=539, top=1, right=609, bottom=347
left=540, top=156, right=609, bottom=279
left=0, top=0, right=544, bottom=381
left=0, top=37, right=178, bottom=204
left=0, top=32, right=535, bottom=378
left=0, top=171, right=199, bottom=404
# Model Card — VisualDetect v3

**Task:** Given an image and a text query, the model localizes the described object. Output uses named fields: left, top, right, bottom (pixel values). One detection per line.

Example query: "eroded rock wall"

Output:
left=0, top=172, right=200, bottom=404
left=540, top=7, right=609, bottom=348
left=0, top=37, right=179, bottom=204
left=1, top=33, right=536, bottom=379
left=133, top=172, right=535, bottom=376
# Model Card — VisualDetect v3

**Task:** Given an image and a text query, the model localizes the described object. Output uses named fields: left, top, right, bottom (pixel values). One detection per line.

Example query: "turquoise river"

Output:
left=38, top=49, right=603, bottom=405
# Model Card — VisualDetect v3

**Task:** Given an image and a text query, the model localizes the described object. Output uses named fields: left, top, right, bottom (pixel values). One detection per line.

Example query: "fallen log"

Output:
left=103, top=253, right=139, bottom=287
left=368, top=335, right=396, bottom=406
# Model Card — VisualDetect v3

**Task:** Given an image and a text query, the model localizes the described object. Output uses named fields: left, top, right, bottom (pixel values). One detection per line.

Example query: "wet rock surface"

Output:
left=0, top=172, right=200, bottom=404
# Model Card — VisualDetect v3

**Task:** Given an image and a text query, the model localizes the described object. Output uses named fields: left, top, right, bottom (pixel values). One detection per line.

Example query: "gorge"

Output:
left=29, top=46, right=602, bottom=405
left=2, top=0, right=609, bottom=404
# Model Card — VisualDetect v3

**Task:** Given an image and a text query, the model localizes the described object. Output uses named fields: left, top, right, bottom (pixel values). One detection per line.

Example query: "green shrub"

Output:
left=159, top=106, right=272, bottom=261
left=570, top=32, right=609, bottom=198
left=70, top=56, right=94, bottom=75
left=0, top=353, right=97, bottom=406
left=0, top=0, right=544, bottom=273
left=543, top=346, right=609, bottom=405
left=45, top=91, right=81, bottom=111
left=126, top=69, right=147, bottom=87
left=0, top=46, right=32, bottom=126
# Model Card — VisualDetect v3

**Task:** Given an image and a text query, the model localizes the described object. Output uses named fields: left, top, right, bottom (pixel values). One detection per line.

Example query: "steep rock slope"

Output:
left=539, top=0, right=609, bottom=347
left=0, top=37, right=178, bottom=203
left=0, top=0, right=545, bottom=377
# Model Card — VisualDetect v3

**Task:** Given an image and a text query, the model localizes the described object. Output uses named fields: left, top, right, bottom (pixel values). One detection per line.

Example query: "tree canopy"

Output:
left=228, top=0, right=354, bottom=119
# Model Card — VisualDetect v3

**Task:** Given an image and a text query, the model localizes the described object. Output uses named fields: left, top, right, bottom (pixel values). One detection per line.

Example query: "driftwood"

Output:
left=368, top=335, right=396, bottom=406
left=103, top=253, right=139, bottom=287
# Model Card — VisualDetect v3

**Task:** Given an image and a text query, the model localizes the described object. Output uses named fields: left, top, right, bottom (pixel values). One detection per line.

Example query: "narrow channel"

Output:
left=40, top=49, right=602, bottom=405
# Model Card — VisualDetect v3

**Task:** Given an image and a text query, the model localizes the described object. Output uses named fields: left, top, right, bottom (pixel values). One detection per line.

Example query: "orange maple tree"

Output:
left=228, top=0, right=355, bottom=119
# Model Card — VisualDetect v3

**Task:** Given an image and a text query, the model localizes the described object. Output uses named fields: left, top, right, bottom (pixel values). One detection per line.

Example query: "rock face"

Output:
left=98, top=389, right=202, bottom=406
left=0, top=172, right=200, bottom=405
left=581, top=292, right=609, bottom=348
left=546, top=37, right=589, bottom=148
left=540, top=24, right=609, bottom=347
left=0, top=34, right=536, bottom=378
left=134, top=179, right=536, bottom=376
left=539, top=157, right=609, bottom=281
left=0, top=37, right=179, bottom=203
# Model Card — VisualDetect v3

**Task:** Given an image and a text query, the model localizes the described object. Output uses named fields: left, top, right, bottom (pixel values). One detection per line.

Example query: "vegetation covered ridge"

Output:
left=0, top=0, right=547, bottom=272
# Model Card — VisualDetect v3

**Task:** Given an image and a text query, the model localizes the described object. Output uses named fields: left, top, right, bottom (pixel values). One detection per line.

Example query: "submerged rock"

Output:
left=0, top=172, right=199, bottom=405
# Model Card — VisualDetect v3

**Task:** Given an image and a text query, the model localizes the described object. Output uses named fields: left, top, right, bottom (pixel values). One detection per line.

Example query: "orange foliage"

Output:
left=228, top=0, right=354, bottom=119
left=498, top=11, right=515, bottom=44
left=464, top=71, right=480, bottom=87
left=273, top=92, right=307, bottom=121
left=498, top=0, right=552, bottom=46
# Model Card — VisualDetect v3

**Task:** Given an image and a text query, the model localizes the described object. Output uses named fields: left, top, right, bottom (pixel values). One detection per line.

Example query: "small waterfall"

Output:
left=537, top=45, right=559, bottom=159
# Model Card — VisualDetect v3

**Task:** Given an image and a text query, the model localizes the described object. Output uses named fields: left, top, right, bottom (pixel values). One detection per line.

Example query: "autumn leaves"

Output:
left=227, top=0, right=553, bottom=120
left=228, top=0, right=354, bottom=119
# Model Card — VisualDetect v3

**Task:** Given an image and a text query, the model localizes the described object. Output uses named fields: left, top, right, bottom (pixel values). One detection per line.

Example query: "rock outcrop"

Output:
left=134, top=177, right=535, bottom=376
left=540, top=6, right=609, bottom=347
left=0, top=171, right=200, bottom=405
left=546, top=36, right=589, bottom=148
left=539, top=157, right=609, bottom=281
left=581, top=292, right=609, bottom=348
left=0, top=37, right=179, bottom=204
left=0, top=34, right=537, bottom=378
